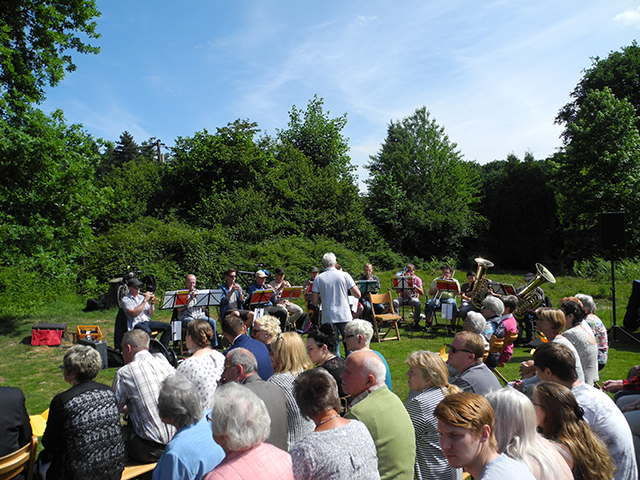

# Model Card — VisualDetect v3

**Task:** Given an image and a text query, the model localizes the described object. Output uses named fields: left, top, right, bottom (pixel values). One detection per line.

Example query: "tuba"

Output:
left=471, top=258, right=494, bottom=309
left=513, top=263, right=556, bottom=320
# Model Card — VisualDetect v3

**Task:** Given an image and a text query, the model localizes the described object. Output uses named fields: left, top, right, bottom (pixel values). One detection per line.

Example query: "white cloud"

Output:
left=613, top=6, right=640, bottom=27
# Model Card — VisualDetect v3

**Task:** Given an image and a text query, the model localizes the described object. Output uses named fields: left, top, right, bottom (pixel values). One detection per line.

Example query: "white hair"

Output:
left=322, top=252, right=337, bottom=268
left=466, top=311, right=486, bottom=335
left=361, top=352, right=387, bottom=386
left=575, top=293, right=596, bottom=314
left=345, top=320, right=373, bottom=347
left=482, top=296, right=505, bottom=316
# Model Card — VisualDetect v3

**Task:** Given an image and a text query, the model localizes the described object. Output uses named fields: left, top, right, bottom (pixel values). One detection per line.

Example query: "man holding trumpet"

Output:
left=121, top=277, right=171, bottom=348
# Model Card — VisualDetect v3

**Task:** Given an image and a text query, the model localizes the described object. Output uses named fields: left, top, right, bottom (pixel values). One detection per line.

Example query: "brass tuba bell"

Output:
left=471, top=257, right=494, bottom=309
left=513, top=263, right=556, bottom=320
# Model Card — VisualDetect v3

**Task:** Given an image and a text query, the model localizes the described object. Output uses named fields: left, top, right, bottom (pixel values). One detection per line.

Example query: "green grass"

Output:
left=1, top=270, right=639, bottom=416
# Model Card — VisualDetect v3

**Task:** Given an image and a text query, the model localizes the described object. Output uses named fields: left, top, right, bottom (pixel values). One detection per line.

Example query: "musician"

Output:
left=121, top=278, right=171, bottom=348
left=268, top=267, right=304, bottom=329
left=303, top=267, right=320, bottom=326
left=392, top=264, right=424, bottom=327
left=247, top=271, right=288, bottom=330
left=457, top=271, right=480, bottom=321
left=219, top=268, right=254, bottom=326
left=516, top=272, right=545, bottom=347
left=424, top=266, right=460, bottom=332
left=358, top=263, right=383, bottom=319
left=175, top=274, right=218, bottom=347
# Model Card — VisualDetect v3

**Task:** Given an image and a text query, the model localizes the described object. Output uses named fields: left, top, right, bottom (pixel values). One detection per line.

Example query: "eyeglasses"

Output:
left=227, top=275, right=237, bottom=278
left=345, top=334, right=356, bottom=339
left=448, top=345, right=473, bottom=354
left=206, top=413, right=212, bottom=422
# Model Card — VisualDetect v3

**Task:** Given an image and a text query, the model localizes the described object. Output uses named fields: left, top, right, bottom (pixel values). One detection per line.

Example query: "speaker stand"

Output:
left=608, top=251, right=640, bottom=344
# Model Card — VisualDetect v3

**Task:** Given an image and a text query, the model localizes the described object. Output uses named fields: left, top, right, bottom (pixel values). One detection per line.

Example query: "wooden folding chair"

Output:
left=492, top=330, right=520, bottom=384
left=370, top=291, right=401, bottom=342
left=0, top=435, right=37, bottom=480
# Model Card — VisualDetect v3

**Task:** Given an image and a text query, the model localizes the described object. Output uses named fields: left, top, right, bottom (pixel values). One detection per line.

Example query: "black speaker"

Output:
left=598, top=211, right=626, bottom=250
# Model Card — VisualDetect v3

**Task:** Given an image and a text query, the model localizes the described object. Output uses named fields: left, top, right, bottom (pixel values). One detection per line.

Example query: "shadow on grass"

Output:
left=0, top=314, right=29, bottom=336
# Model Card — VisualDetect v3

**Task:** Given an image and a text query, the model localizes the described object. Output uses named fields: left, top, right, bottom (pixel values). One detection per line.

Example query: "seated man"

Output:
left=248, top=271, right=288, bottom=329
left=457, top=271, right=480, bottom=321
left=154, top=374, right=224, bottom=480
left=221, top=315, right=273, bottom=380
left=222, top=348, right=288, bottom=451
left=446, top=331, right=501, bottom=396
left=0, top=386, right=32, bottom=458
left=113, top=330, right=176, bottom=462
left=218, top=268, right=254, bottom=325
left=392, top=264, right=424, bottom=327
left=434, top=392, right=536, bottom=479
left=303, top=266, right=320, bottom=327
left=534, top=342, right=637, bottom=480
left=342, top=351, right=415, bottom=480
left=121, top=278, right=171, bottom=348
left=269, top=267, right=304, bottom=330
left=358, top=263, right=383, bottom=320
left=175, top=274, right=218, bottom=348
left=425, top=265, right=460, bottom=331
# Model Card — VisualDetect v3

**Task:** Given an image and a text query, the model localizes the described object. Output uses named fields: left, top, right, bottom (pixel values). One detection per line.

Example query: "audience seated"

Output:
left=0, top=386, right=32, bottom=458
left=481, top=296, right=506, bottom=341
left=306, top=324, right=346, bottom=398
left=39, top=345, right=125, bottom=480
left=176, top=319, right=225, bottom=409
left=575, top=293, right=608, bottom=370
left=497, top=295, right=518, bottom=364
left=342, top=351, right=416, bottom=480
left=533, top=382, right=615, bottom=480
left=203, top=383, right=294, bottom=480
left=404, top=351, right=462, bottom=480
left=462, top=311, right=489, bottom=350
left=223, top=348, right=289, bottom=451
left=175, top=274, right=218, bottom=348
left=486, top=387, right=573, bottom=480
left=344, top=320, right=392, bottom=391
left=113, top=330, right=176, bottom=462
left=153, top=374, right=224, bottom=480
left=446, top=331, right=501, bottom=396
left=122, top=278, right=171, bottom=348
left=267, top=332, right=315, bottom=450
left=222, top=314, right=273, bottom=380
left=533, top=342, right=636, bottom=480
left=289, top=368, right=380, bottom=480
left=560, top=299, right=599, bottom=386
left=251, top=315, right=281, bottom=347
left=434, top=392, right=536, bottom=479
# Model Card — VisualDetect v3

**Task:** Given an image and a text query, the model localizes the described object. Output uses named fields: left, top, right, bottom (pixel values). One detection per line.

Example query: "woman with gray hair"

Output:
left=289, top=368, right=379, bottom=480
left=203, top=382, right=293, bottom=480
left=38, top=345, right=125, bottom=480
left=575, top=293, right=608, bottom=370
left=154, top=374, right=224, bottom=480
left=462, top=311, right=489, bottom=350
left=343, top=319, right=392, bottom=390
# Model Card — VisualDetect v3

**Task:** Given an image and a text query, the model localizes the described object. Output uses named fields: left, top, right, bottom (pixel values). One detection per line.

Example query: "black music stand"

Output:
left=162, top=289, right=223, bottom=349
left=393, top=276, right=415, bottom=326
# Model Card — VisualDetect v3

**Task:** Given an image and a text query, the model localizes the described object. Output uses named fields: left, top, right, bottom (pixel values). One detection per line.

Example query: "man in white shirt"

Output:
left=121, top=278, right=171, bottom=348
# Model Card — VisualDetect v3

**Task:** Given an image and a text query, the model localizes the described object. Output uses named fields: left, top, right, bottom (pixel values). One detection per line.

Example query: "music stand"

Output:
left=358, top=280, right=378, bottom=294
left=435, top=280, right=459, bottom=322
left=393, top=276, right=415, bottom=324
left=280, top=286, right=303, bottom=301
left=162, top=289, right=223, bottom=347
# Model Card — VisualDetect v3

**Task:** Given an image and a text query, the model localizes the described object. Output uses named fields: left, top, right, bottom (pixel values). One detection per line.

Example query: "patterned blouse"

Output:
left=177, top=350, right=226, bottom=409
left=585, top=313, right=608, bottom=365
left=268, top=371, right=315, bottom=450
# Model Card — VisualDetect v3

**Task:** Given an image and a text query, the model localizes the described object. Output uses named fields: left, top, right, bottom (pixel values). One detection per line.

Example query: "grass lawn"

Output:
left=1, top=268, right=639, bottom=415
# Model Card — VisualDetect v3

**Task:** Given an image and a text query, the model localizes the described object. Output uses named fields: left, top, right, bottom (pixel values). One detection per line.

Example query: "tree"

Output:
left=553, top=87, right=640, bottom=259
left=365, top=107, right=482, bottom=258
left=0, top=0, right=101, bottom=110
left=557, top=41, right=640, bottom=125
left=277, top=95, right=353, bottom=179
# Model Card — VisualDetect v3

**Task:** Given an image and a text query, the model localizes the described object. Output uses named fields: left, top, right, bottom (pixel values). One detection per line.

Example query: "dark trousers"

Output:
left=122, top=423, right=166, bottom=463
left=134, top=321, right=172, bottom=348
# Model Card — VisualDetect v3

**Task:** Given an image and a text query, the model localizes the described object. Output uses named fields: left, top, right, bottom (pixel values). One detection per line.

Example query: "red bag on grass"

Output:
left=31, top=323, right=67, bottom=346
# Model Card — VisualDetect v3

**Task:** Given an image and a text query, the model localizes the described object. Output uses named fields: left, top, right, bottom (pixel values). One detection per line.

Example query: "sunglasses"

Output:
left=448, top=345, right=473, bottom=354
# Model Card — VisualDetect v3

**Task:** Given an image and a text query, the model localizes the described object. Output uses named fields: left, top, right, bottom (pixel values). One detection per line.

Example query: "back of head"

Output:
left=122, top=329, right=150, bottom=352
left=293, top=368, right=341, bottom=420
left=536, top=307, right=565, bottom=333
left=355, top=350, right=386, bottom=386
left=465, top=311, right=486, bottom=335
left=158, top=374, right=203, bottom=429
left=501, top=295, right=517, bottom=312
left=533, top=342, right=578, bottom=383
left=455, top=331, right=485, bottom=360
left=322, top=252, right=337, bottom=268
left=63, top=345, right=101, bottom=382
left=222, top=315, right=245, bottom=337
left=406, top=350, right=455, bottom=391
left=482, top=296, right=505, bottom=316
left=187, top=318, right=214, bottom=348
left=345, top=319, right=374, bottom=347
left=308, top=324, right=337, bottom=354
left=210, top=382, right=270, bottom=451
left=434, top=392, right=497, bottom=450
left=253, top=315, right=281, bottom=338
left=270, top=332, right=313, bottom=374
left=560, top=299, right=586, bottom=324
left=574, top=294, right=596, bottom=314
left=226, top=348, right=258, bottom=375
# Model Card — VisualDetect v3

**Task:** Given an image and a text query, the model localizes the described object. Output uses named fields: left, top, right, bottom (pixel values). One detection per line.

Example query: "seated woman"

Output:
left=575, top=293, right=608, bottom=371
left=305, top=324, right=346, bottom=397
left=154, top=374, right=224, bottom=480
left=533, top=382, right=614, bottom=480
left=486, top=387, right=573, bottom=480
left=204, top=383, right=293, bottom=480
left=177, top=319, right=226, bottom=409
left=404, top=351, right=462, bottom=480
left=38, top=345, right=125, bottom=480
left=560, top=299, right=598, bottom=386
left=289, top=368, right=379, bottom=480
left=252, top=315, right=281, bottom=348
left=268, top=332, right=315, bottom=450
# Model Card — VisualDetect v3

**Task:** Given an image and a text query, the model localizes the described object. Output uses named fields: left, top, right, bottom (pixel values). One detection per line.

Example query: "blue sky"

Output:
left=42, top=1, right=640, bottom=189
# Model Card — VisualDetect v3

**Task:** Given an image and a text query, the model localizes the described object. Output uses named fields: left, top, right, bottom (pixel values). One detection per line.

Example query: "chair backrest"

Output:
left=502, top=330, right=519, bottom=349
left=0, top=436, right=37, bottom=480
left=370, top=291, right=396, bottom=315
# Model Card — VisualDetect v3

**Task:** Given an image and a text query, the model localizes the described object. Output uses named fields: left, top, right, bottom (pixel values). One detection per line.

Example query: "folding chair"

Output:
left=370, top=291, right=401, bottom=342
left=0, top=435, right=37, bottom=480
left=492, top=330, right=520, bottom=384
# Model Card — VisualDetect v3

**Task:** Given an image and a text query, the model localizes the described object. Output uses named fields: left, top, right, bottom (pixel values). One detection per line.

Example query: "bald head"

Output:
left=341, top=350, right=386, bottom=397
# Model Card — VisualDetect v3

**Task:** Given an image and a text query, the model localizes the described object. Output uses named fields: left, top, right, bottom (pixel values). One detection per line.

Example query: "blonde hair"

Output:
left=253, top=315, right=281, bottom=339
left=536, top=308, right=566, bottom=333
left=271, top=332, right=313, bottom=374
left=406, top=350, right=460, bottom=395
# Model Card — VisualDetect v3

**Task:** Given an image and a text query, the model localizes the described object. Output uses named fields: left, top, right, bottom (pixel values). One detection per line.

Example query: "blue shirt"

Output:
left=152, top=411, right=224, bottom=480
